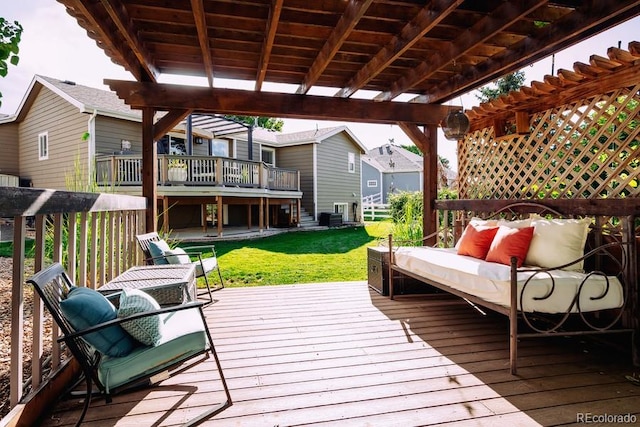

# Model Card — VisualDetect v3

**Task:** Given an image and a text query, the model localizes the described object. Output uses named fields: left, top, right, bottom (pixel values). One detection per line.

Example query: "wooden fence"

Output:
left=0, top=187, right=146, bottom=418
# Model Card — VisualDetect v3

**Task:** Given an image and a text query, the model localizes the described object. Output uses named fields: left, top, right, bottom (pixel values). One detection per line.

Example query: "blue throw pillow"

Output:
left=148, top=240, right=171, bottom=265
left=60, top=287, right=137, bottom=357
left=117, top=289, right=164, bottom=346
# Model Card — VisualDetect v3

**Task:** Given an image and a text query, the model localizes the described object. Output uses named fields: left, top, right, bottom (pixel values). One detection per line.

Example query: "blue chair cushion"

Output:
left=117, top=289, right=164, bottom=346
left=60, top=287, right=137, bottom=357
left=148, top=240, right=171, bottom=265
left=97, top=306, right=207, bottom=393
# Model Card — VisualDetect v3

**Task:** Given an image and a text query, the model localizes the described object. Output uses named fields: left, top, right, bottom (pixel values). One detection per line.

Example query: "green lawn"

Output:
left=0, top=222, right=393, bottom=287
left=186, top=222, right=392, bottom=287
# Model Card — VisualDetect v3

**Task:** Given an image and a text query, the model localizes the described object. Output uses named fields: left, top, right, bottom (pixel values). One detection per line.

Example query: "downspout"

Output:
left=87, top=109, right=97, bottom=187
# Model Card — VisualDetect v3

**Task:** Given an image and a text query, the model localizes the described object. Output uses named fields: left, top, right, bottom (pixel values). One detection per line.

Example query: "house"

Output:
left=361, top=144, right=456, bottom=204
left=0, top=75, right=365, bottom=232
left=233, top=127, right=366, bottom=223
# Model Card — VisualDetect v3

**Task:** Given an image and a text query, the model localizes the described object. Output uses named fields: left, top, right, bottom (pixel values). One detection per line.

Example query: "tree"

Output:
left=400, top=144, right=450, bottom=168
left=224, top=115, right=284, bottom=132
left=475, top=71, right=525, bottom=103
left=0, top=18, right=22, bottom=108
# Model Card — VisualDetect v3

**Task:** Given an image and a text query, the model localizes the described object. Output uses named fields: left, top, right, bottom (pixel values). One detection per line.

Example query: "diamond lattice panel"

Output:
left=458, top=85, right=640, bottom=201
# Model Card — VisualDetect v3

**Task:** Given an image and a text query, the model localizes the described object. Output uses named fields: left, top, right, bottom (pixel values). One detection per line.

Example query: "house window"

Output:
left=367, top=180, right=378, bottom=188
left=262, top=147, right=275, bottom=166
left=211, top=139, right=229, bottom=156
left=334, top=202, right=348, bottom=221
left=348, top=152, right=355, bottom=173
left=38, top=132, right=49, bottom=160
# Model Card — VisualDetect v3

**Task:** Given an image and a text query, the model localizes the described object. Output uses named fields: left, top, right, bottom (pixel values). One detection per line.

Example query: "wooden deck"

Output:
left=41, top=281, right=640, bottom=426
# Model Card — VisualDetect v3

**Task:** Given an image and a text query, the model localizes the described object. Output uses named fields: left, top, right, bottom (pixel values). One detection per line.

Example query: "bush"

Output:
left=389, top=192, right=423, bottom=242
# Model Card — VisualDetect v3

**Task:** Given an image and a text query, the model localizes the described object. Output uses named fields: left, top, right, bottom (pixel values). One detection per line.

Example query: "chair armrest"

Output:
left=59, top=301, right=205, bottom=343
left=180, top=245, right=217, bottom=256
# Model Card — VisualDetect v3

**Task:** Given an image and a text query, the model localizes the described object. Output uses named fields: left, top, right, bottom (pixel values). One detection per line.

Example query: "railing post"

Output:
left=10, top=216, right=26, bottom=407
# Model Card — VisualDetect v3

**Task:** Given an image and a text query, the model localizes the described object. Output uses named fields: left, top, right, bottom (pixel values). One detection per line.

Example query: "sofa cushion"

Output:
left=525, top=217, right=591, bottom=271
left=117, top=289, right=163, bottom=346
left=456, top=224, right=498, bottom=259
left=485, top=226, right=535, bottom=267
left=97, top=307, right=207, bottom=393
left=60, top=287, right=136, bottom=357
left=148, top=240, right=171, bottom=265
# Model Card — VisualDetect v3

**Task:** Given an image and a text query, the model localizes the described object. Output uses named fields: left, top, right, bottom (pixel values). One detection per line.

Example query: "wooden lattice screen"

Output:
left=458, top=83, right=639, bottom=201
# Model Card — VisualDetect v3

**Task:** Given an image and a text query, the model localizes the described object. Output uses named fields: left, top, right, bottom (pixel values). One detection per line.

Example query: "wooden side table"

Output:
left=367, top=246, right=427, bottom=296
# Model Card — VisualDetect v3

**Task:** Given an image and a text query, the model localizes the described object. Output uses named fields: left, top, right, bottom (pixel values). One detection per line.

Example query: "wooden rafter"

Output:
left=153, top=109, right=193, bottom=141
left=105, top=80, right=452, bottom=125
left=255, top=0, right=283, bottom=91
left=63, top=0, right=144, bottom=81
left=98, top=0, right=157, bottom=82
left=378, top=0, right=546, bottom=102
left=295, top=0, right=374, bottom=95
left=422, top=0, right=640, bottom=103
left=336, top=0, right=463, bottom=99
left=57, top=0, right=640, bottom=120
left=397, top=122, right=427, bottom=154
left=190, top=0, right=214, bottom=87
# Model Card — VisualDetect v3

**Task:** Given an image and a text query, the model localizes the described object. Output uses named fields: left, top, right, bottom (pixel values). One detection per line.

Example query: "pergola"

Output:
left=57, top=0, right=640, bottom=232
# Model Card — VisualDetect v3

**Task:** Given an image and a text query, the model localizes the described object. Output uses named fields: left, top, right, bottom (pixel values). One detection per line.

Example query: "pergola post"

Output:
left=142, top=107, right=158, bottom=232
left=423, top=124, right=438, bottom=246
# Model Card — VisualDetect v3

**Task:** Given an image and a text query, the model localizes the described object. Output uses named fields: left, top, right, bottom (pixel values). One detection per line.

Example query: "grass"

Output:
left=0, top=222, right=393, bottom=287
left=184, top=222, right=392, bottom=287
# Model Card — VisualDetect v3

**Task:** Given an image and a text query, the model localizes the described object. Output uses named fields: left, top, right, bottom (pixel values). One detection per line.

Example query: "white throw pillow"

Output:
left=524, top=217, right=591, bottom=271
left=164, top=247, right=191, bottom=265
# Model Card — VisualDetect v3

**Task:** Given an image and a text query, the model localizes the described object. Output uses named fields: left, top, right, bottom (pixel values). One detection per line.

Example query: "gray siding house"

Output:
left=362, top=144, right=423, bottom=204
left=233, top=126, right=366, bottom=222
left=0, top=75, right=365, bottom=229
left=362, top=144, right=456, bottom=204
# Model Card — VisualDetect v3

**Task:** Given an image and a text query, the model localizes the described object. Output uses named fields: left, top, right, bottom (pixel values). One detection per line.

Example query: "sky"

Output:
left=1, top=1, right=639, bottom=168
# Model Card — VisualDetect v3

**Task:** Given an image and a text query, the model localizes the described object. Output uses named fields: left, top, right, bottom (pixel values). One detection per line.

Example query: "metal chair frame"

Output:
left=27, top=263, right=232, bottom=426
left=136, top=231, right=224, bottom=304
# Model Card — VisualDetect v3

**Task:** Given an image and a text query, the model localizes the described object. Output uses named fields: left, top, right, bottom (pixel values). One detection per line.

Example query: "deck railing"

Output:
left=95, top=154, right=300, bottom=191
left=0, top=187, right=146, bottom=418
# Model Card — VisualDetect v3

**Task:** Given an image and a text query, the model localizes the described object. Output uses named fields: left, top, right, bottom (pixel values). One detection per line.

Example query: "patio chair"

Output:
left=136, top=231, right=224, bottom=304
left=27, top=262, right=232, bottom=427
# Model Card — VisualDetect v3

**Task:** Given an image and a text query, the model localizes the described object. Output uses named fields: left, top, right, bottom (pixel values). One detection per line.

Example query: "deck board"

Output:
left=40, top=281, right=640, bottom=426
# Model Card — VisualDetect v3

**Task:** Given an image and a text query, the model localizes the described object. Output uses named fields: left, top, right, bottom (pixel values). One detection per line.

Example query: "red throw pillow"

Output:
left=485, top=226, right=535, bottom=267
left=457, top=224, right=499, bottom=259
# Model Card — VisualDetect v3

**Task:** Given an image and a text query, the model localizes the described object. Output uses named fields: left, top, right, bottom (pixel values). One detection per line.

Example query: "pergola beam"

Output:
left=296, top=0, right=373, bottom=95
left=256, top=0, right=284, bottom=91
left=105, top=80, right=452, bottom=125
left=190, top=0, right=215, bottom=87
left=379, top=0, right=546, bottom=102
left=420, top=0, right=640, bottom=103
left=336, top=0, right=463, bottom=99
left=98, top=0, right=158, bottom=82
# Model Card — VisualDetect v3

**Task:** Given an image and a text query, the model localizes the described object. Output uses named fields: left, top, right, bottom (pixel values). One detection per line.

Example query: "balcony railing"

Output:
left=95, top=155, right=300, bottom=191
left=0, top=187, right=146, bottom=420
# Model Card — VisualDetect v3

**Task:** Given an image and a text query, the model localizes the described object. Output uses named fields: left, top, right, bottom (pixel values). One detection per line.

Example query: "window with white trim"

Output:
left=334, top=202, right=348, bottom=221
left=347, top=152, right=355, bottom=173
left=367, top=180, right=378, bottom=188
left=38, top=132, right=49, bottom=160
left=262, top=147, right=275, bottom=166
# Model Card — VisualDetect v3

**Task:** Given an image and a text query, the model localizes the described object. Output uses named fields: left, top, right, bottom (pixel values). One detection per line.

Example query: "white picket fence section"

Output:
left=362, top=203, right=391, bottom=221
